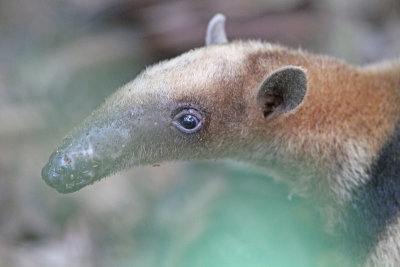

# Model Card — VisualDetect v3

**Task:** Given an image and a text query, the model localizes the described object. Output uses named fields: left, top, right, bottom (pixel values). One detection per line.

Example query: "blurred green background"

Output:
left=1, top=0, right=399, bottom=266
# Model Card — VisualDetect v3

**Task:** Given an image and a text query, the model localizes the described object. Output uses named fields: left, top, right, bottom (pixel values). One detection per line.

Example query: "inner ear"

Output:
left=257, top=66, right=307, bottom=117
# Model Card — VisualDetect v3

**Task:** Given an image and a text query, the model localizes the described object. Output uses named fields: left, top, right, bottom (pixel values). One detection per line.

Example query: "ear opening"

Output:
left=205, top=13, right=228, bottom=46
left=257, top=66, right=307, bottom=117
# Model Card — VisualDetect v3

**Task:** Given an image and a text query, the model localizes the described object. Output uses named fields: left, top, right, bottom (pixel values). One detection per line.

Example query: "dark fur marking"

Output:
left=340, top=125, right=400, bottom=262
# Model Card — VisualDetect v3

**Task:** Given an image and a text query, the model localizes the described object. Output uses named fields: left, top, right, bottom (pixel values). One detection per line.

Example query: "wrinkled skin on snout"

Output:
left=41, top=103, right=167, bottom=193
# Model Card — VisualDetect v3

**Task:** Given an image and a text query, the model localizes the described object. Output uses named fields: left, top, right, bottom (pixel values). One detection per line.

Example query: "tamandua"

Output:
left=42, top=14, right=400, bottom=266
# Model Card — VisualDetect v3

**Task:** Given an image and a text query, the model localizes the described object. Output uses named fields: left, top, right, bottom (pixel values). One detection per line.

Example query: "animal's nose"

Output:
left=42, top=145, right=101, bottom=193
left=41, top=106, right=144, bottom=193
left=42, top=151, right=75, bottom=193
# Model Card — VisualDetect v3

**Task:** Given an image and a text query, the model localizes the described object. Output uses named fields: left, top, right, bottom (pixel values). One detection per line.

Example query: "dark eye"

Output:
left=180, top=114, right=199, bottom=130
left=172, top=108, right=204, bottom=133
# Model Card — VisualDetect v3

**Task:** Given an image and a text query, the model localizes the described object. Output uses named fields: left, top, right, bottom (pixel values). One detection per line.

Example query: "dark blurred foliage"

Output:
left=0, top=0, right=399, bottom=266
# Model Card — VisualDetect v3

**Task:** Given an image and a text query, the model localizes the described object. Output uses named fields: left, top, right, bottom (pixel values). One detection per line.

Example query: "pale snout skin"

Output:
left=42, top=100, right=176, bottom=193
left=42, top=108, right=136, bottom=193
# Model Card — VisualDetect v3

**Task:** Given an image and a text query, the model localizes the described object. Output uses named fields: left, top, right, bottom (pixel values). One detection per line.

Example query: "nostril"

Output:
left=42, top=152, right=71, bottom=181
left=63, top=155, right=72, bottom=165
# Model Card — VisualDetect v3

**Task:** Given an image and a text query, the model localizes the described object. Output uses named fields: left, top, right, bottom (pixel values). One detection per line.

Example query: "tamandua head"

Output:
left=42, top=14, right=308, bottom=193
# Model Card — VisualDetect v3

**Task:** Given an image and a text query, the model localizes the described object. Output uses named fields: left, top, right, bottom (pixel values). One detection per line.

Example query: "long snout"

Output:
left=42, top=109, right=134, bottom=193
left=42, top=137, right=108, bottom=193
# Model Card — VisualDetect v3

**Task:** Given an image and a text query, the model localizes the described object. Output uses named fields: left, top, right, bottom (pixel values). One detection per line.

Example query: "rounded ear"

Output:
left=205, top=13, right=228, bottom=46
left=257, top=66, right=307, bottom=117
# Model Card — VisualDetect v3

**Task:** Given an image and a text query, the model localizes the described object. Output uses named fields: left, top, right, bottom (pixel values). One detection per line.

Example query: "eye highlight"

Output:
left=172, top=108, right=204, bottom=133
left=179, top=114, right=199, bottom=130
